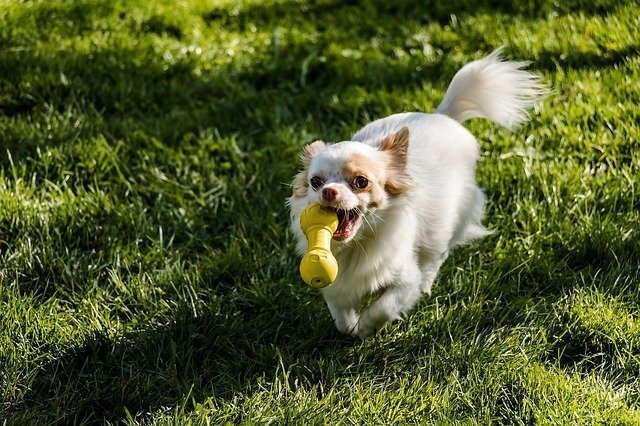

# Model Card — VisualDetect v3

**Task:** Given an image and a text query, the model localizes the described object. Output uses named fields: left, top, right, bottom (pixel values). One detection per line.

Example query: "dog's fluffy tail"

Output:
left=436, top=49, right=546, bottom=129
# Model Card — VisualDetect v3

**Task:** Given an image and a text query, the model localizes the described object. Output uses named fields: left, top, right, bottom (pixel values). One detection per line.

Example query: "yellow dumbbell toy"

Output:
left=299, top=204, right=339, bottom=288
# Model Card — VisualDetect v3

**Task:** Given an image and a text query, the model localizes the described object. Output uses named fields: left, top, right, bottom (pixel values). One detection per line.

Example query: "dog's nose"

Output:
left=322, top=187, right=339, bottom=202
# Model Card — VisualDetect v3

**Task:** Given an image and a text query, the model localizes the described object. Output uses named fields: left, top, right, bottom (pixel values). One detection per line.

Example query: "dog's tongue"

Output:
left=334, top=209, right=358, bottom=240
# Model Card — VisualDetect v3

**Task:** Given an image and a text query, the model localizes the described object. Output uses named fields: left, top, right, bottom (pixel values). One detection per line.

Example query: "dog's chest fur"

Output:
left=321, top=200, right=416, bottom=304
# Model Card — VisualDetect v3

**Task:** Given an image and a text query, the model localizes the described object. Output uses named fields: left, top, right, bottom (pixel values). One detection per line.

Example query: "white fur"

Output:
left=435, top=48, right=546, bottom=129
left=288, top=50, right=545, bottom=338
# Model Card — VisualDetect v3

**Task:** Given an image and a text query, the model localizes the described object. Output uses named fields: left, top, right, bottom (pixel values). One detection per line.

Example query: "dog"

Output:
left=288, top=50, right=545, bottom=338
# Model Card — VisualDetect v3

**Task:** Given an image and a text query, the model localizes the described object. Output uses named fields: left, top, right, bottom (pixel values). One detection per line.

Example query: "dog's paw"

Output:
left=420, top=280, right=433, bottom=295
left=335, top=315, right=360, bottom=337
left=356, top=305, right=406, bottom=339
left=356, top=324, right=375, bottom=339
left=356, top=311, right=387, bottom=339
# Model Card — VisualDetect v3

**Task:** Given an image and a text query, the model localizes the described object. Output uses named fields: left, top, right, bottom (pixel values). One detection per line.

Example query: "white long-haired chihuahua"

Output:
left=288, top=50, right=545, bottom=338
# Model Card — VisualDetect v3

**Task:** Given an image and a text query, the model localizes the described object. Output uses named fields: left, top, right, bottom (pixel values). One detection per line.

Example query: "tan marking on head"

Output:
left=343, top=153, right=385, bottom=189
left=342, top=152, right=388, bottom=208
left=292, top=140, right=326, bottom=199
left=379, top=127, right=412, bottom=195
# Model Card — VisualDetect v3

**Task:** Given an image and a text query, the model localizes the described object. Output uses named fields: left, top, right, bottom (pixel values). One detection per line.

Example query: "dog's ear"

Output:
left=380, top=127, right=412, bottom=195
left=293, top=141, right=325, bottom=198
left=300, top=140, right=326, bottom=167
left=380, top=127, right=409, bottom=168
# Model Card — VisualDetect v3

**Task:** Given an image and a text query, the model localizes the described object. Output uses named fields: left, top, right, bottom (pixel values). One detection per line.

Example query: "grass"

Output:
left=0, top=0, right=639, bottom=423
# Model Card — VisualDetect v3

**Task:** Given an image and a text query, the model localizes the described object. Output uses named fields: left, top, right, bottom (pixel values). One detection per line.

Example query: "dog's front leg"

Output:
left=420, top=249, right=449, bottom=294
left=357, top=265, right=422, bottom=339
left=323, top=294, right=360, bottom=336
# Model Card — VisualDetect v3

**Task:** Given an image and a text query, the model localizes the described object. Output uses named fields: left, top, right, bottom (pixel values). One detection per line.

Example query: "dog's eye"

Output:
left=310, top=176, right=324, bottom=190
left=353, top=176, right=369, bottom=189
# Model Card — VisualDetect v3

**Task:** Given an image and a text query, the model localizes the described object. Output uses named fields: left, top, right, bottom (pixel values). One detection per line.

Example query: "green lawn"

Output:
left=1, top=0, right=639, bottom=423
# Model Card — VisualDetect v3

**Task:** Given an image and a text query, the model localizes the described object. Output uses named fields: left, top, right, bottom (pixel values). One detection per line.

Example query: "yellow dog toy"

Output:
left=299, top=204, right=339, bottom=288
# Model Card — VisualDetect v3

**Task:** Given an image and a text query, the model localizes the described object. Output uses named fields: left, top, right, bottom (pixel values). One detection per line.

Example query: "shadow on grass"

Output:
left=535, top=45, right=640, bottom=72
left=8, top=300, right=357, bottom=423
left=203, top=0, right=629, bottom=28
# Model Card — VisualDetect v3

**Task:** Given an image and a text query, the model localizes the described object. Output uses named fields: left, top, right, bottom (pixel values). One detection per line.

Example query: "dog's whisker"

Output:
left=358, top=208, right=377, bottom=235
left=354, top=237, right=368, bottom=259
left=354, top=206, right=372, bottom=232
left=369, top=211, right=385, bottom=223
left=363, top=211, right=381, bottom=231
left=363, top=215, right=376, bottom=234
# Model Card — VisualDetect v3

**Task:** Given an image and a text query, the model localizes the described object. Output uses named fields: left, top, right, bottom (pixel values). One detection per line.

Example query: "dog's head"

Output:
left=290, top=127, right=412, bottom=244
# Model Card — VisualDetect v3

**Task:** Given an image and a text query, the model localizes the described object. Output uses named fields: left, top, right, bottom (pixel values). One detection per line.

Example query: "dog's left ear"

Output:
left=380, top=127, right=412, bottom=195
left=300, top=140, right=326, bottom=167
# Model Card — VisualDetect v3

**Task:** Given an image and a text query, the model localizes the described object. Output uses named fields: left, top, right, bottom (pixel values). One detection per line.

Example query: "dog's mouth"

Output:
left=334, top=209, right=359, bottom=241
